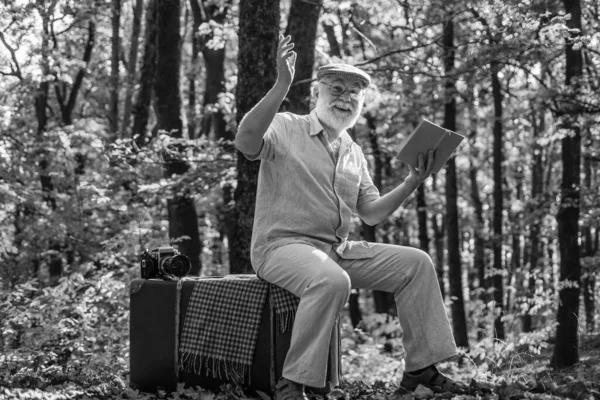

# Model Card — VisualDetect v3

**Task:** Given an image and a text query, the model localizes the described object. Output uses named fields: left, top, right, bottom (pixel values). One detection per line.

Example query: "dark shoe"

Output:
left=400, top=366, right=467, bottom=394
left=273, top=378, right=309, bottom=400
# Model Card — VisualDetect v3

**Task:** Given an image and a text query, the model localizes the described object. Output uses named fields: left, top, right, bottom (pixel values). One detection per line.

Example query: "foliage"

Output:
left=1, top=0, right=600, bottom=398
left=0, top=117, right=235, bottom=288
left=1, top=265, right=600, bottom=399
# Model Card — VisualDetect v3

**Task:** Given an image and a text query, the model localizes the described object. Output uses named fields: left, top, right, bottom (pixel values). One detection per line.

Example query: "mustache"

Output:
left=327, top=102, right=353, bottom=111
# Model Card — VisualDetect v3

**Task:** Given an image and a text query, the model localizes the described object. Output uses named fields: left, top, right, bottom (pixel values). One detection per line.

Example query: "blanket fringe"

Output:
left=179, top=352, right=251, bottom=384
left=275, top=310, right=296, bottom=335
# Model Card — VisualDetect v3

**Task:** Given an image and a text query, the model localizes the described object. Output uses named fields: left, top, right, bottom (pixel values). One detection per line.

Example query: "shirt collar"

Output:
left=308, top=110, right=325, bottom=136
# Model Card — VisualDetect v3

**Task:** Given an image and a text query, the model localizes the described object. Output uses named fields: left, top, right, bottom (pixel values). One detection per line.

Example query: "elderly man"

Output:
left=234, top=35, right=465, bottom=400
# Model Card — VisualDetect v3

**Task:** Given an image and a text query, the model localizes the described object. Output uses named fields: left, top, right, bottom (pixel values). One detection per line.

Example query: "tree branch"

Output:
left=0, top=31, right=23, bottom=80
left=63, top=20, right=96, bottom=124
left=354, top=35, right=443, bottom=67
left=189, top=0, right=205, bottom=25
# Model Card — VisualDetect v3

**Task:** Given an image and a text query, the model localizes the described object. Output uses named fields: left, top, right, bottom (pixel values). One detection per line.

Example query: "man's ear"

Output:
left=312, top=84, right=319, bottom=98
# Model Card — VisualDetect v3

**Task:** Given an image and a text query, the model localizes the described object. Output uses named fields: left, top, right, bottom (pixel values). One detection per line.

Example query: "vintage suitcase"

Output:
left=129, top=276, right=340, bottom=394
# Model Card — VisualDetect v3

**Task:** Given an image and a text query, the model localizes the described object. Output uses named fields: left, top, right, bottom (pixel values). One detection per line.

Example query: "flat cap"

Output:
left=317, top=63, right=371, bottom=88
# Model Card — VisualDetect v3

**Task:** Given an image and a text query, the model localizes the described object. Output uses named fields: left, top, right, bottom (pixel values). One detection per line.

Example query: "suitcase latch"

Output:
left=130, top=280, right=145, bottom=294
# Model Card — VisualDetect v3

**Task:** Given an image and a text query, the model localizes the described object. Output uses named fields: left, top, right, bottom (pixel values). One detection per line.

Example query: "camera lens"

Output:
left=161, top=255, right=191, bottom=277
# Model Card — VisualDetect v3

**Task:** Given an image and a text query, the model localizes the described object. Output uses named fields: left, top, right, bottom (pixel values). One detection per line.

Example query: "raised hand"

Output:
left=407, top=149, right=436, bottom=186
left=276, top=34, right=297, bottom=86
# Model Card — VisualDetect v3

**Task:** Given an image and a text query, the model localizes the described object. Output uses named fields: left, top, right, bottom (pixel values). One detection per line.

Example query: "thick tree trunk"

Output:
left=490, top=57, right=505, bottom=340
left=110, top=0, right=121, bottom=134
left=229, top=0, right=280, bottom=273
left=154, top=0, right=202, bottom=276
left=552, top=0, right=583, bottom=368
left=282, top=0, right=323, bottom=114
left=132, top=0, right=158, bottom=146
left=443, top=16, right=468, bottom=348
left=121, top=0, right=144, bottom=138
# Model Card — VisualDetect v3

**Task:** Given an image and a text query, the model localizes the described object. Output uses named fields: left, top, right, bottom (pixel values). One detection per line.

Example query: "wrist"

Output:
left=404, top=174, right=421, bottom=189
left=274, top=78, right=292, bottom=90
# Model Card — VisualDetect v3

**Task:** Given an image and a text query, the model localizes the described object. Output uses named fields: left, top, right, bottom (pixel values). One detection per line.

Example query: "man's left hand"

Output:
left=406, top=149, right=435, bottom=187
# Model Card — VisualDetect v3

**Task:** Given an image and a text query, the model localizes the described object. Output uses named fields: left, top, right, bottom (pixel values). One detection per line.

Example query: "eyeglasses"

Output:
left=320, top=81, right=365, bottom=101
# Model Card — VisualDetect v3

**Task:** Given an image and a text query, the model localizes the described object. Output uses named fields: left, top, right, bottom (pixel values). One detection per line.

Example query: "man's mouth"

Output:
left=332, top=104, right=352, bottom=112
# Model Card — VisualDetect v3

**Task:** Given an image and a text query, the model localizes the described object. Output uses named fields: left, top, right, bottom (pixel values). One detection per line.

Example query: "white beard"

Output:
left=315, top=98, right=362, bottom=133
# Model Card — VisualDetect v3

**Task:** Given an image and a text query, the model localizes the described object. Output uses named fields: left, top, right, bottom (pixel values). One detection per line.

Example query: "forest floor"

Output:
left=2, top=331, right=599, bottom=400
left=1, top=268, right=599, bottom=400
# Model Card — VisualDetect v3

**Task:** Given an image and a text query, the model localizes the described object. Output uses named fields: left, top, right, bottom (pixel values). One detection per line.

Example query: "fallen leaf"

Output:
left=413, top=384, right=435, bottom=400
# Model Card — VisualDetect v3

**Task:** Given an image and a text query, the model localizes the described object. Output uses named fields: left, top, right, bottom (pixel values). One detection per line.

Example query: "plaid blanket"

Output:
left=178, top=275, right=299, bottom=383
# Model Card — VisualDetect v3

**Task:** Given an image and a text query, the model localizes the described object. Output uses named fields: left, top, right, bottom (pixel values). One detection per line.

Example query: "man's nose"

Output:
left=339, top=90, right=352, bottom=101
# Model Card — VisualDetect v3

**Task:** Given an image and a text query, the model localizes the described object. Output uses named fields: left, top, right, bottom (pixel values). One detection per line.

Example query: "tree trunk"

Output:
left=201, top=46, right=228, bottom=139
left=121, top=0, right=144, bottom=138
left=54, top=21, right=96, bottom=126
left=132, top=0, right=158, bottom=147
left=323, top=21, right=342, bottom=58
left=466, top=94, right=487, bottom=339
left=507, top=167, right=523, bottom=313
left=582, top=225, right=596, bottom=334
left=110, top=0, right=121, bottom=135
left=523, top=105, right=545, bottom=332
left=490, top=57, right=505, bottom=340
left=35, top=4, right=63, bottom=281
left=417, top=186, right=429, bottom=253
left=363, top=113, right=394, bottom=315
left=282, top=0, right=323, bottom=114
left=443, top=15, right=468, bottom=348
left=229, top=0, right=280, bottom=274
left=469, top=163, right=485, bottom=290
left=154, top=0, right=202, bottom=275
left=188, top=27, right=200, bottom=139
left=582, top=155, right=595, bottom=334
left=189, top=1, right=232, bottom=140
left=431, top=176, right=445, bottom=299
left=552, top=0, right=583, bottom=368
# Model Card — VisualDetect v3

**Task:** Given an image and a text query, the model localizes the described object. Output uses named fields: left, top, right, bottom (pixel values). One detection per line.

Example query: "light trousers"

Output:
left=255, top=242, right=458, bottom=388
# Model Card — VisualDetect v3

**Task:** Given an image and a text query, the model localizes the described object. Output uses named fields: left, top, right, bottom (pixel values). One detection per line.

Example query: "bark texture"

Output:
left=552, top=0, right=583, bottom=367
left=110, top=0, right=121, bottom=134
left=132, top=0, right=158, bottom=146
left=523, top=106, right=545, bottom=332
left=491, top=57, right=505, bottom=340
left=121, top=0, right=144, bottom=137
left=229, top=0, right=280, bottom=273
left=443, top=15, right=469, bottom=348
left=282, top=0, right=323, bottom=114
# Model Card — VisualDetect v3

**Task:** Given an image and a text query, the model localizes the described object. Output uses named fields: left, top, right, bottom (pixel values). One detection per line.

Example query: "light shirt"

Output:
left=243, top=110, right=381, bottom=271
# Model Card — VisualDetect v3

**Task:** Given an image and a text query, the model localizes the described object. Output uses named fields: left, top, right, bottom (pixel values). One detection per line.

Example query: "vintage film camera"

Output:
left=139, top=246, right=191, bottom=279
